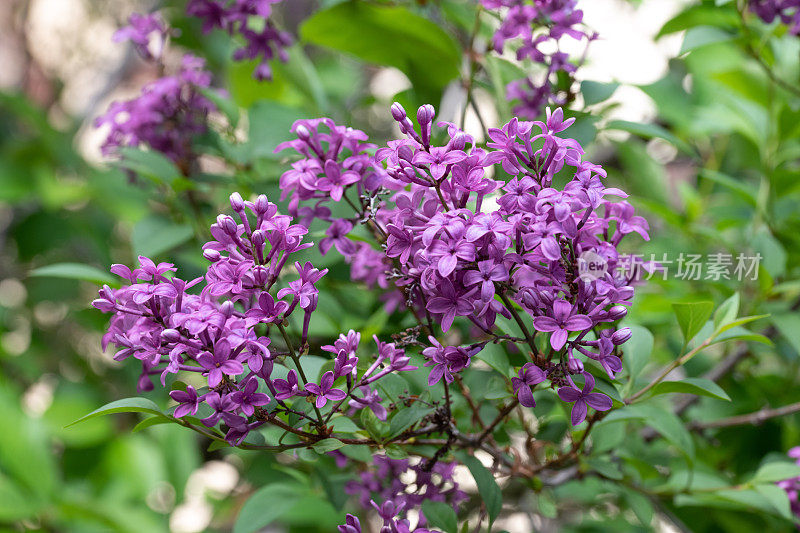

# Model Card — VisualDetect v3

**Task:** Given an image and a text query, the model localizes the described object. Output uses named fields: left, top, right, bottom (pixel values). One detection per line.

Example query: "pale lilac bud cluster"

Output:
left=480, top=0, right=597, bottom=117
left=187, top=0, right=291, bottom=80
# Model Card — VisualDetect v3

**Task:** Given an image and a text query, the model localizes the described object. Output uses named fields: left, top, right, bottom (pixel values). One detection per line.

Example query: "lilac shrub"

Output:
left=480, top=0, right=597, bottom=118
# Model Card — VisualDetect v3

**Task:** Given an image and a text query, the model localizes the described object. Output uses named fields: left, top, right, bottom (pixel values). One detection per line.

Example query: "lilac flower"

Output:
left=511, top=363, right=546, bottom=408
left=532, top=300, right=593, bottom=350
left=305, top=371, right=347, bottom=408
left=463, top=260, right=508, bottom=301
left=197, top=342, right=244, bottom=387
left=244, top=292, right=289, bottom=326
left=273, top=370, right=303, bottom=400
left=113, top=12, right=168, bottom=61
left=201, top=392, right=238, bottom=427
left=557, top=372, right=612, bottom=425
left=422, top=337, right=473, bottom=386
left=169, top=386, right=202, bottom=418
left=230, top=378, right=270, bottom=416
left=426, top=280, right=477, bottom=333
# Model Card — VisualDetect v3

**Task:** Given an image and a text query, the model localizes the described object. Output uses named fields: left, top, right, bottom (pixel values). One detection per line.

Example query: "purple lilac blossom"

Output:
left=113, top=12, right=168, bottom=61
left=480, top=0, right=597, bottom=118
left=749, top=0, right=800, bottom=34
left=277, top=103, right=647, bottom=422
left=187, top=0, right=292, bottom=80
left=342, top=454, right=466, bottom=530
left=777, top=446, right=800, bottom=519
left=93, top=193, right=414, bottom=445
left=95, top=53, right=216, bottom=164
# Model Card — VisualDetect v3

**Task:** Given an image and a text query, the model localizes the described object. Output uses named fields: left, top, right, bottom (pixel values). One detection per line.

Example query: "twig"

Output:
left=689, top=401, right=800, bottom=430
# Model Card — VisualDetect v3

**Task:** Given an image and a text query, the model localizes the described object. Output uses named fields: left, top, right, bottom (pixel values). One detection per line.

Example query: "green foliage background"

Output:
left=1, top=0, right=799, bottom=531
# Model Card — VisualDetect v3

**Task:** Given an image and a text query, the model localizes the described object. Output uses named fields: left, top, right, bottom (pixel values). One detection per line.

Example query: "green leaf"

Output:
left=131, top=416, right=174, bottom=433
left=463, top=456, right=502, bottom=527
left=773, top=314, right=800, bottom=355
left=421, top=500, right=458, bottom=533
left=600, top=403, right=695, bottom=461
left=581, top=80, right=619, bottom=106
left=300, top=2, right=460, bottom=100
left=657, top=6, right=739, bottom=38
left=118, top=147, right=181, bottom=183
left=751, top=462, right=800, bottom=484
left=388, top=404, right=434, bottom=439
left=712, top=315, right=769, bottom=340
left=679, top=26, right=735, bottom=55
left=605, top=120, right=694, bottom=154
left=247, top=100, right=306, bottom=160
left=29, top=262, right=115, bottom=286
left=713, top=293, right=740, bottom=331
left=312, top=438, right=345, bottom=453
left=66, top=398, right=163, bottom=428
left=131, top=216, right=194, bottom=258
left=233, top=484, right=304, bottom=533
left=754, top=483, right=793, bottom=519
left=672, top=301, right=714, bottom=343
left=622, top=324, right=654, bottom=380
left=650, top=378, right=731, bottom=401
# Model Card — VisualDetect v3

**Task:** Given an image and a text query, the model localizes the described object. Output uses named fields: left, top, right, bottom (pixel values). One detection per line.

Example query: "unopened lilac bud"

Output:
left=229, top=192, right=245, bottom=212
left=607, top=305, right=628, bottom=321
left=216, top=214, right=237, bottom=236
left=251, top=229, right=265, bottom=247
left=220, top=301, right=234, bottom=318
left=253, top=265, right=268, bottom=285
left=450, top=132, right=468, bottom=151
left=295, top=124, right=311, bottom=141
left=254, top=194, right=270, bottom=215
left=416, top=104, right=435, bottom=126
left=567, top=356, right=584, bottom=373
left=161, top=329, right=181, bottom=342
left=203, top=249, right=221, bottom=262
left=390, top=102, right=406, bottom=122
left=612, top=327, right=632, bottom=345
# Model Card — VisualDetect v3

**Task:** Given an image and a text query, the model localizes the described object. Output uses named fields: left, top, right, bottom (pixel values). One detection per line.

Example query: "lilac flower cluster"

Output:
left=95, top=55, right=215, bottom=163
left=777, top=447, right=800, bottom=519
left=480, top=0, right=597, bottom=118
left=749, top=0, right=800, bottom=34
left=275, top=118, right=393, bottom=292
left=338, top=454, right=466, bottom=532
left=187, top=0, right=292, bottom=80
left=278, top=102, right=648, bottom=425
left=97, top=13, right=216, bottom=165
left=93, top=193, right=414, bottom=445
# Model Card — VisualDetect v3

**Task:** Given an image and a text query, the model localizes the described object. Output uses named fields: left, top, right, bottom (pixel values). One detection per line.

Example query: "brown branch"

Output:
left=689, top=401, right=800, bottom=430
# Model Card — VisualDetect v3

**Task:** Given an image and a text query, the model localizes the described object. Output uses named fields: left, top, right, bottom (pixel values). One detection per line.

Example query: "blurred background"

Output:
left=2, top=0, right=800, bottom=531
